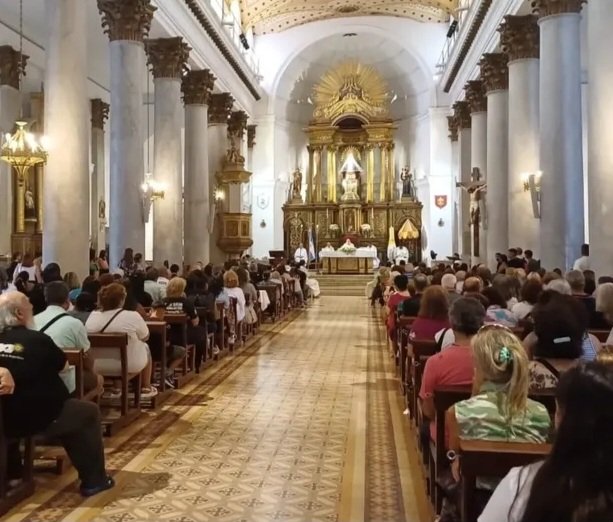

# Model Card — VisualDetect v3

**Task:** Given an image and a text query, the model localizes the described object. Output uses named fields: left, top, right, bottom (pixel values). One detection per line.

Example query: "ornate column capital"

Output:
left=499, top=15, right=540, bottom=61
left=447, top=116, right=459, bottom=142
left=181, top=69, right=215, bottom=105
left=465, top=80, right=488, bottom=113
left=532, top=0, right=586, bottom=17
left=453, top=101, right=472, bottom=129
left=247, top=124, right=257, bottom=148
left=228, top=110, right=248, bottom=140
left=208, top=93, right=234, bottom=124
left=97, top=0, right=156, bottom=42
left=0, top=45, right=28, bottom=89
left=91, top=99, right=110, bottom=130
left=145, top=37, right=190, bottom=79
left=480, top=53, right=509, bottom=93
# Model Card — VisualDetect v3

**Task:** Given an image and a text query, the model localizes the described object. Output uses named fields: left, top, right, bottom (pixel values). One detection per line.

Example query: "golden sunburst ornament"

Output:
left=312, top=61, right=391, bottom=124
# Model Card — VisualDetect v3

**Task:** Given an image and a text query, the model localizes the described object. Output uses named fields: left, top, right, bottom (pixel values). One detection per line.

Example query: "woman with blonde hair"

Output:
left=223, top=269, right=246, bottom=322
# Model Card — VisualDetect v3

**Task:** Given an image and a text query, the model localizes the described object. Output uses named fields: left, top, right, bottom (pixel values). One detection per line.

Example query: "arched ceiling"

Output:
left=239, top=0, right=458, bottom=34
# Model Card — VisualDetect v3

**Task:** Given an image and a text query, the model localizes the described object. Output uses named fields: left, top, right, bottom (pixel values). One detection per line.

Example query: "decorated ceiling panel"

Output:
left=239, top=0, right=458, bottom=34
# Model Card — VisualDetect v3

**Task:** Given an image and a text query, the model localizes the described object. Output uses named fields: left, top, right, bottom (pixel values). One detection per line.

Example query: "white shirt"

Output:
left=573, top=255, right=590, bottom=271
left=12, top=264, right=36, bottom=283
left=395, top=247, right=409, bottom=264
left=512, top=301, right=534, bottom=320
left=434, top=328, right=455, bottom=350
left=85, top=308, right=150, bottom=375
left=478, top=463, right=541, bottom=522
left=294, top=248, right=308, bottom=263
left=144, top=280, right=164, bottom=302
left=34, top=305, right=91, bottom=351
left=225, top=287, right=246, bottom=322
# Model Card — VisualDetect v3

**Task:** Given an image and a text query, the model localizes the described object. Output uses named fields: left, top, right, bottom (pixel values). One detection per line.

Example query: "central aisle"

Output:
left=10, top=297, right=430, bottom=522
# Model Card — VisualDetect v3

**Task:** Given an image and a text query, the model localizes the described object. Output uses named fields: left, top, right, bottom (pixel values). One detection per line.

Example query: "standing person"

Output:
left=134, top=253, right=146, bottom=272
left=7, top=252, right=21, bottom=282
left=524, top=249, right=540, bottom=274
left=97, top=250, right=109, bottom=274
left=119, top=248, right=137, bottom=276
left=507, top=248, right=525, bottom=269
left=573, top=243, right=590, bottom=271
left=479, top=362, right=613, bottom=522
left=294, top=243, right=308, bottom=264
left=11, top=253, right=36, bottom=284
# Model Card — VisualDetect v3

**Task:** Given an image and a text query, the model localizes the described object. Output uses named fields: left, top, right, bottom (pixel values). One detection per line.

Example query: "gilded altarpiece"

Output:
left=283, top=62, right=422, bottom=261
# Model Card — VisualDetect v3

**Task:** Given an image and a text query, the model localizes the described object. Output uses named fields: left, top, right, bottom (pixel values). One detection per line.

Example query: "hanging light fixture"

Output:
left=141, top=61, right=165, bottom=203
left=0, top=0, right=48, bottom=179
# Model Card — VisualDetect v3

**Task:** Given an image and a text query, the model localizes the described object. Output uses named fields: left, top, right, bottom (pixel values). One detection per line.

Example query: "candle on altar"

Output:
left=326, top=208, right=329, bottom=223
left=371, top=207, right=374, bottom=225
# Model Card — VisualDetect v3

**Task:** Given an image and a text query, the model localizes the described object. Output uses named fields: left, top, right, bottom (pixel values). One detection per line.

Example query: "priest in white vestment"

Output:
left=294, top=243, right=308, bottom=264
left=394, top=245, right=409, bottom=265
left=320, top=242, right=335, bottom=255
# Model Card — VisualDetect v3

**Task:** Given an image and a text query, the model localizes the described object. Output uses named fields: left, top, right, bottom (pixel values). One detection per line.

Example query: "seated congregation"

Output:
left=376, top=252, right=613, bottom=522
left=0, top=248, right=313, bottom=514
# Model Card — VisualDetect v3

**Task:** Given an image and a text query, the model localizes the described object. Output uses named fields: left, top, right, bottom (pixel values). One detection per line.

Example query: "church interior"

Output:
left=1, top=0, right=613, bottom=521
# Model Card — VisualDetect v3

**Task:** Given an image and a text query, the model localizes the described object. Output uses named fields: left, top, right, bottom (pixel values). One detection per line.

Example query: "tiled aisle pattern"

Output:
left=7, top=297, right=430, bottom=522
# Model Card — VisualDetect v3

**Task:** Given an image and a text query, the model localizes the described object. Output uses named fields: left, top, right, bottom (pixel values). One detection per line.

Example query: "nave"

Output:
left=6, top=297, right=429, bottom=522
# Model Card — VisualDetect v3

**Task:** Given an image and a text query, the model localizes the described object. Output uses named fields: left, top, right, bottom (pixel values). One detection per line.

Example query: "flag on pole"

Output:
left=308, top=225, right=316, bottom=261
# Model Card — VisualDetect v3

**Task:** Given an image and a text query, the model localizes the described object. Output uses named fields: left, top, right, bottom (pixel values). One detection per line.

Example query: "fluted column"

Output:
left=0, top=47, right=24, bottom=254
left=207, top=93, right=233, bottom=264
left=90, top=99, right=109, bottom=254
left=454, top=101, right=472, bottom=257
left=98, top=0, right=155, bottom=268
left=306, top=146, right=314, bottom=203
left=380, top=144, right=389, bottom=202
left=481, top=53, right=509, bottom=269
left=533, top=0, right=585, bottom=270
left=500, top=15, right=541, bottom=253
left=313, top=145, right=322, bottom=203
left=465, top=80, right=487, bottom=264
left=587, top=0, right=613, bottom=275
left=327, top=145, right=337, bottom=203
left=448, top=116, right=460, bottom=256
left=182, top=69, right=215, bottom=265
left=44, top=0, right=89, bottom=274
left=146, top=37, right=190, bottom=265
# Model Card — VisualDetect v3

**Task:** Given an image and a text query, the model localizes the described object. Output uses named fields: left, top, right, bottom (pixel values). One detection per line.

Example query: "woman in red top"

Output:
left=386, top=274, right=411, bottom=341
left=410, top=285, right=450, bottom=340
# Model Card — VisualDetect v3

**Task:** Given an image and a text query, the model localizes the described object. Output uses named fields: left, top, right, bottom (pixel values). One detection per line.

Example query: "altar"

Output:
left=282, top=61, right=423, bottom=264
left=320, top=250, right=376, bottom=274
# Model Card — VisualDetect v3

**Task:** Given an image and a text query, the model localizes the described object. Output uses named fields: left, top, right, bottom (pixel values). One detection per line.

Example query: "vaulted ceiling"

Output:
left=239, top=0, right=458, bottom=34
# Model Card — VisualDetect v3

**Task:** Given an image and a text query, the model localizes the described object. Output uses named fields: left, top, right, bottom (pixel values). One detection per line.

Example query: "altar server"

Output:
left=294, top=243, right=308, bottom=264
left=394, top=245, right=409, bottom=265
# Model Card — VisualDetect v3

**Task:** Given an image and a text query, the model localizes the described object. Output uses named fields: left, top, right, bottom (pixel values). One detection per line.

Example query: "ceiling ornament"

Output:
left=239, top=0, right=457, bottom=34
left=312, top=61, right=390, bottom=124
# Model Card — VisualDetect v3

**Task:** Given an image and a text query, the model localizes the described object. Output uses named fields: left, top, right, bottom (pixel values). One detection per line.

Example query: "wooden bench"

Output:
left=145, top=321, right=172, bottom=408
left=459, top=439, right=550, bottom=522
left=64, top=349, right=99, bottom=403
left=195, top=307, right=216, bottom=366
left=215, top=302, right=227, bottom=356
left=89, top=333, right=142, bottom=436
left=0, top=401, right=35, bottom=517
left=409, top=339, right=438, bottom=422
left=164, top=314, right=196, bottom=388
left=258, top=284, right=282, bottom=322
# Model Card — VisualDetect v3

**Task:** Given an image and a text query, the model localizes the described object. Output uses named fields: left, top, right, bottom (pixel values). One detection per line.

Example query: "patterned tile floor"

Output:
left=6, top=296, right=430, bottom=522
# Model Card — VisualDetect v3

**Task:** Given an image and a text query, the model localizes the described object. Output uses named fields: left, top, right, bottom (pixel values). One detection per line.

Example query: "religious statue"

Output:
left=341, top=171, right=360, bottom=202
left=98, top=200, right=106, bottom=221
left=24, top=184, right=36, bottom=221
left=400, top=167, right=416, bottom=199
left=291, top=167, right=302, bottom=201
left=24, top=189, right=35, bottom=210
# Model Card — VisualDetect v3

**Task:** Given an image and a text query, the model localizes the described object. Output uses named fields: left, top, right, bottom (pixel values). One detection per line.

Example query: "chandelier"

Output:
left=141, top=173, right=166, bottom=201
left=0, top=0, right=48, bottom=179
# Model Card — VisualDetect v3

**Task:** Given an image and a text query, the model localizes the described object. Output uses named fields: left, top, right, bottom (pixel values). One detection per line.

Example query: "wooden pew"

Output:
left=589, top=329, right=609, bottom=343
left=195, top=307, right=216, bottom=366
left=164, top=314, right=196, bottom=388
left=459, top=439, right=550, bottom=522
left=215, top=302, right=227, bottom=356
left=228, top=297, right=242, bottom=350
left=258, top=284, right=281, bottom=322
left=89, top=333, right=142, bottom=437
left=64, top=349, right=99, bottom=403
left=0, top=401, right=35, bottom=516
left=146, top=321, right=172, bottom=408
left=409, top=339, right=438, bottom=422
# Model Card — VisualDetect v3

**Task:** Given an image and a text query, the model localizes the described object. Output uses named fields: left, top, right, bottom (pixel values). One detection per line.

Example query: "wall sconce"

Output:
left=141, top=173, right=166, bottom=223
left=438, top=218, right=445, bottom=227
left=521, top=171, right=542, bottom=219
left=214, top=185, right=225, bottom=202
left=260, top=219, right=266, bottom=228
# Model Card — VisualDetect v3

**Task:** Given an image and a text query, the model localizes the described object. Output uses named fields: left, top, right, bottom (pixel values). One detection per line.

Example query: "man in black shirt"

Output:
left=0, top=292, right=113, bottom=497
left=399, top=274, right=428, bottom=316
left=507, top=248, right=526, bottom=269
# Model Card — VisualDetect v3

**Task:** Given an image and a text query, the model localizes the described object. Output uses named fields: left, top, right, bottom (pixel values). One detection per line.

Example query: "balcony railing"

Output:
left=437, top=0, right=478, bottom=75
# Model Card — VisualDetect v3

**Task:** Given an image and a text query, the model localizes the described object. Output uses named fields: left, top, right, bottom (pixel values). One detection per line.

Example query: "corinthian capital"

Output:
left=208, top=93, right=234, bottom=124
left=465, top=80, right=488, bottom=113
left=0, top=45, right=28, bottom=89
left=146, top=38, right=190, bottom=79
left=247, top=125, right=257, bottom=148
left=228, top=111, right=248, bottom=141
left=499, top=15, right=540, bottom=61
left=453, top=101, right=472, bottom=129
left=91, top=99, right=110, bottom=130
left=97, top=0, right=156, bottom=42
left=447, top=116, right=459, bottom=142
left=480, top=53, right=509, bottom=93
left=532, top=0, right=586, bottom=17
left=181, top=69, right=215, bottom=105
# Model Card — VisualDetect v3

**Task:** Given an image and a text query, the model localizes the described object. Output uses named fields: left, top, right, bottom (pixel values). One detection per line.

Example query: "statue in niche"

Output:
left=98, top=200, right=106, bottom=221
left=400, top=167, right=416, bottom=199
left=24, top=181, right=36, bottom=221
left=291, top=167, right=302, bottom=201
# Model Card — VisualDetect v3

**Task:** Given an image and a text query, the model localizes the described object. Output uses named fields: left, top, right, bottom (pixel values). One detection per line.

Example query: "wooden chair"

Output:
left=64, top=349, right=99, bottom=403
left=89, top=333, right=142, bottom=436
left=0, top=401, right=35, bottom=516
left=430, top=386, right=471, bottom=511
left=409, top=339, right=438, bottom=422
left=215, top=302, right=227, bottom=355
left=164, top=314, right=196, bottom=388
left=195, top=307, right=216, bottom=365
left=459, top=439, right=550, bottom=522
left=146, top=321, right=172, bottom=408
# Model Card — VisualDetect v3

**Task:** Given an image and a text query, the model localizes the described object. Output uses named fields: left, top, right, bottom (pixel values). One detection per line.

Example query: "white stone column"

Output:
left=588, top=0, right=613, bottom=276
left=500, top=15, right=541, bottom=254
left=535, top=0, right=585, bottom=270
left=208, top=93, right=234, bottom=264
left=182, top=69, right=214, bottom=266
left=98, top=0, right=155, bottom=269
left=245, top=124, right=256, bottom=215
left=466, top=80, right=488, bottom=265
left=481, top=53, right=509, bottom=270
left=43, top=0, right=89, bottom=275
left=455, top=101, right=472, bottom=258
left=90, top=99, right=109, bottom=254
left=0, top=47, right=22, bottom=257
left=448, top=117, right=460, bottom=255
left=146, top=37, right=190, bottom=266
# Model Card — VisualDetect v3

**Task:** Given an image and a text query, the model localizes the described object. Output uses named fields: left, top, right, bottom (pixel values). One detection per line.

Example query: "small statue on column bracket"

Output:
left=290, top=167, right=303, bottom=202
left=400, top=166, right=416, bottom=199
